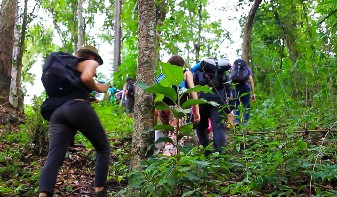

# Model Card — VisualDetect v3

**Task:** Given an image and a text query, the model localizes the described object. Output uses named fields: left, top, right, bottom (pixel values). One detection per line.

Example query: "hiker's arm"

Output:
left=185, top=71, right=200, bottom=123
left=78, top=60, right=108, bottom=93
left=114, top=91, right=121, bottom=97
left=249, top=75, right=256, bottom=102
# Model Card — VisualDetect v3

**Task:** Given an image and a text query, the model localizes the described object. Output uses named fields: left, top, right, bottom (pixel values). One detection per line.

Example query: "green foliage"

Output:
left=23, top=95, right=49, bottom=155
left=139, top=63, right=211, bottom=153
left=126, top=148, right=232, bottom=197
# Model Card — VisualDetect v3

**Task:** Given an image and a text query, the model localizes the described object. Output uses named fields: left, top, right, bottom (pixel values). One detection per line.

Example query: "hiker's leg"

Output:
left=62, top=101, right=111, bottom=190
left=210, top=106, right=226, bottom=152
left=195, top=104, right=211, bottom=149
left=39, top=106, right=76, bottom=195
left=240, top=90, right=251, bottom=124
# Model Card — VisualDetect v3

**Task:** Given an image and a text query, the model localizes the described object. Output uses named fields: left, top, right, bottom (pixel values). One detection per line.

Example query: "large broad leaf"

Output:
left=145, top=83, right=177, bottom=102
left=186, top=85, right=213, bottom=94
left=172, top=107, right=190, bottom=119
left=181, top=98, right=209, bottom=109
left=154, top=124, right=174, bottom=131
left=161, top=62, right=184, bottom=86
left=155, top=101, right=170, bottom=110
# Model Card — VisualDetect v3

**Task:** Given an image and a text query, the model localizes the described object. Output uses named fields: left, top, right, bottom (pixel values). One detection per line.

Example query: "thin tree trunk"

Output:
left=77, top=0, right=83, bottom=51
left=113, top=0, right=122, bottom=72
left=242, top=0, right=262, bottom=64
left=155, top=0, right=166, bottom=67
left=194, top=2, right=202, bottom=63
left=129, top=0, right=157, bottom=182
left=0, top=0, right=17, bottom=109
left=14, top=0, right=28, bottom=111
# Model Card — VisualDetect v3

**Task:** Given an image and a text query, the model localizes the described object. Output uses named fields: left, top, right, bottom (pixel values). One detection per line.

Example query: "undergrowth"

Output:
left=1, top=95, right=337, bottom=196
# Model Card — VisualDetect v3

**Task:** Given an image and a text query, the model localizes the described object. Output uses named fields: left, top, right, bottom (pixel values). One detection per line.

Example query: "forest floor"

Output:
left=2, top=109, right=336, bottom=196
left=0, top=111, right=127, bottom=197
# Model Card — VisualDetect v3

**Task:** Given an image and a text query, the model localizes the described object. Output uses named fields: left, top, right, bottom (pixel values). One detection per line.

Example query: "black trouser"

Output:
left=195, top=97, right=226, bottom=153
left=39, top=100, right=111, bottom=195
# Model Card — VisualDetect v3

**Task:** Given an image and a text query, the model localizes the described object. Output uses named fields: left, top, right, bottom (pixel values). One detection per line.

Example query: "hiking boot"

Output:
left=95, top=188, right=107, bottom=197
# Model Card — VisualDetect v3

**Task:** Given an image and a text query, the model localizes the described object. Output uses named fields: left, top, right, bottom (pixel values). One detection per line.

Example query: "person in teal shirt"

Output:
left=107, top=85, right=118, bottom=103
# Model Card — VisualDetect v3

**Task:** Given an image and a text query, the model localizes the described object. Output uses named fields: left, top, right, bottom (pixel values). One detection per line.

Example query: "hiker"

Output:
left=38, top=45, right=111, bottom=197
left=154, top=55, right=200, bottom=155
left=116, top=84, right=127, bottom=113
left=192, top=57, right=232, bottom=154
left=107, top=84, right=118, bottom=103
left=230, top=58, right=256, bottom=126
left=125, top=78, right=135, bottom=115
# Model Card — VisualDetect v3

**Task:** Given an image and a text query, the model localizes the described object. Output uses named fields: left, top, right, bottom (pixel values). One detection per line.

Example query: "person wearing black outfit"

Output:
left=192, top=58, right=231, bottom=153
left=38, top=45, right=110, bottom=197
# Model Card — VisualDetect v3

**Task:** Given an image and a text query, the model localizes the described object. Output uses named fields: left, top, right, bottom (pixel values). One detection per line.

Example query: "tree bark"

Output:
left=194, top=2, right=202, bottom=63
left=14, top=0, right=28, bottom=111
left=242, top=0, right=262, bottom=64
left=129, top=0, right=156, bottom=176
left=113, top=0, right=122, bottom=72
left=77, top=0, right=83, bottom=51
left=0, top=0, right=17, bottom=109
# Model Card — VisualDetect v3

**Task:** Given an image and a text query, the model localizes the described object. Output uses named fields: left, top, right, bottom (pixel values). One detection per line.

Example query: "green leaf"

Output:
left=155, top=136, right=174, bottom=144
left=155, top=101, right=170, bottom=110
left=186, top=85, right=213, bottom=94
left=154, top=124, right=174, bottom=131
left=187, top=171, right=200, bottom=181
left=297, top=140, right=308, bottom=150
left=161, top=62, right=184, bottom=85
left=129, top=172, right=146, bottom=187
left=145, top=83, right=177, bottom=103
left=181, top=98, right=208, bottom=109
left=171, top=107, right=189, bottom=119
left=179, top=123, right=194, bottom=135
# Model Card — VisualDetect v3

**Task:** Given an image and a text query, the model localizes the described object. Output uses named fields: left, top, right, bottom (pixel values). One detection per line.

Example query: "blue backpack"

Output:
left=41, top=52, right=84, bottom=97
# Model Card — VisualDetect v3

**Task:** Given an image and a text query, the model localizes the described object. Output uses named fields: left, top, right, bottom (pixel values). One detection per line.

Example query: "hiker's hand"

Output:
left=193, top=112, right=200, bottom=124
left=251, top=94, right=256, bottom=102
left=97, top=83, right=108, bottom=93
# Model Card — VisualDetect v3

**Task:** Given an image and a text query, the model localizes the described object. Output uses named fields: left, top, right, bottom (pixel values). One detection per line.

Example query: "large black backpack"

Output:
left=230, top=59, right=250, bottom=84
left=41, top=52, right=83, bottom=97
left=193, top=58, right=231, bottom=90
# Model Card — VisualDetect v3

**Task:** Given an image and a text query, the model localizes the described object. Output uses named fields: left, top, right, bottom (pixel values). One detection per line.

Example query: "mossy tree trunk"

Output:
left=128, top=0, right=157, bottom=187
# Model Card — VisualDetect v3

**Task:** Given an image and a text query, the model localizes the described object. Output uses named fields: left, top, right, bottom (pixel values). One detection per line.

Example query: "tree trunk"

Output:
left=242, top=0, right=262, bottom=64
left=0, top=0, right=17, bottom=109
left=194, top=2, right=202, bottom=63
left=129, top=0, right=156, bottom=184
left=155, top=0, right=166, bottom=68
left=14, top=0, right=28, bottom=111
left=113, top=0, right=122, bottom=72
left=77, top=0, right=83, bottom=51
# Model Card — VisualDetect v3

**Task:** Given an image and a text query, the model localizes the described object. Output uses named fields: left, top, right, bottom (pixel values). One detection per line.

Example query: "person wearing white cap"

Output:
left=38, top=45, right=110, bottom=197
